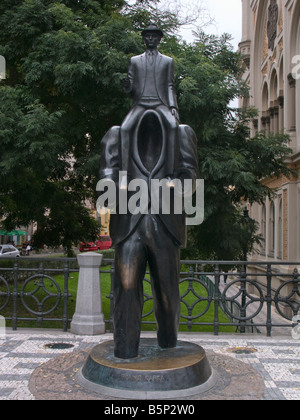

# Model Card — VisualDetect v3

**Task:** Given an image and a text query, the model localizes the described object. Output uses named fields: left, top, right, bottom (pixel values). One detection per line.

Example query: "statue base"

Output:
left=76, top=338, right=216, bottom=399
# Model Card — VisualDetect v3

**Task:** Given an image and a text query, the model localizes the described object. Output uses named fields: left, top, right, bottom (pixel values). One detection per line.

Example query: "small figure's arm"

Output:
left=123, top=59, right=134, bottom=97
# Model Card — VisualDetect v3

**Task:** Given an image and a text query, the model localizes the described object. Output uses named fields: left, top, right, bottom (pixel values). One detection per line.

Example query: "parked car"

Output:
left=79, top=242, right=98, bottom=252
left=0, top=245, right=20, bottom=258
left=79, top=236, right=112, bottom=252
left=96, top=236, right=112, bottom=250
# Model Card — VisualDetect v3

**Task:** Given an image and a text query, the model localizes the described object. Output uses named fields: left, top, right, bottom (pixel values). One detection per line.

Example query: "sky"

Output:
left=179, top=0, right=242, bottom=50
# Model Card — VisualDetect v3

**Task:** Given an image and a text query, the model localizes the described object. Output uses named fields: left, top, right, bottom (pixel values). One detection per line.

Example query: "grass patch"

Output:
left=141, top=276, right=236, bottom=333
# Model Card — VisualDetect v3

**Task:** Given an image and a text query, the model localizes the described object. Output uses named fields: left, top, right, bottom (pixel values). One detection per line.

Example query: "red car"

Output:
left=79, top=236, right=112, bottom=252
left=79, top=242, right=97, bottom=252
left=96, top=236, right=112, bottom=250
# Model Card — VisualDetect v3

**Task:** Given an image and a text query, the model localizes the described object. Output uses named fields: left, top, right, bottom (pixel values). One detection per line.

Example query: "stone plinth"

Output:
left=76, top=339, right=216, bottom=399
left=70, top=252, right=105, bottom=335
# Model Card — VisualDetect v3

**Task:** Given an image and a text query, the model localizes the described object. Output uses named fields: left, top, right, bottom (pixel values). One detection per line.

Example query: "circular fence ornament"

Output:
left=21, top=274, right=62, bottom=317
left=221, top=278, right=264, bottom=322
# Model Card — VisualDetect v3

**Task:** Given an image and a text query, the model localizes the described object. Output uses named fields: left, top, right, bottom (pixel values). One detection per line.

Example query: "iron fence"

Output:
left=0, top=257, right=299, bottom=335
left=0, top=257, right=77, bottom=331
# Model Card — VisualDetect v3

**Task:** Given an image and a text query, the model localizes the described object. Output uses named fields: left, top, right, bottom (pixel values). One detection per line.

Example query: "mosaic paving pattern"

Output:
left=0, top=331, right=299, bottom=400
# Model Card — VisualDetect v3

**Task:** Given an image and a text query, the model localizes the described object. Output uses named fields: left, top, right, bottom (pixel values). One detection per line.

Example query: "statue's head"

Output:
left=142, top=23, right=163, bottom=50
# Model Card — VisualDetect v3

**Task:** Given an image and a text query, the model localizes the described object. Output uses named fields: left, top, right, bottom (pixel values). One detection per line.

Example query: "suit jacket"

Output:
left=99, top=123, right=199, bottom=249
left=124, top=51, right=178, bottom=110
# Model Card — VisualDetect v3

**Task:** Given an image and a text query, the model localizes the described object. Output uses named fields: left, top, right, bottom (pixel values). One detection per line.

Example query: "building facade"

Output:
left=240, top=0, right=300, bottom=265
left=239, top=0, right=300, bottom=313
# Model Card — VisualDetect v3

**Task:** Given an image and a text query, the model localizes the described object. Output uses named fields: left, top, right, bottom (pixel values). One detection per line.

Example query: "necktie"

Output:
left=148, top=51, right=154, bottom=66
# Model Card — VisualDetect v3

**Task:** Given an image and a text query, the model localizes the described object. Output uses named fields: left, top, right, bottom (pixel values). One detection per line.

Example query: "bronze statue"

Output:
left=99, top=24, right=199, bottom=359
left=121, top=23, right=179, bottom=176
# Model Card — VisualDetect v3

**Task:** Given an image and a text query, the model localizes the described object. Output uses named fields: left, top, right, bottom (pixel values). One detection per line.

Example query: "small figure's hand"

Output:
left=166, top=177, right=176, bottom=188
left=123, top=77, right=131, bottom=91
left=171, top=107, right=180, bottom=123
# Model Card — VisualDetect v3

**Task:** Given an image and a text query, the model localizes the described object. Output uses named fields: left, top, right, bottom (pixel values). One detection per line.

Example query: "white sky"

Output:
left=127, top=0, right=242, bottom=50
left=179, top=0, right=242, bottom=50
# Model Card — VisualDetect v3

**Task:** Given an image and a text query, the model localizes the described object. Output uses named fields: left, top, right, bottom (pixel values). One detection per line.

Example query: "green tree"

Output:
left=0, top=0, right=199, bottom=255
left=0, top=0, right=131, bottom=255
left=163, top=32, right=293, bottom=260
left=0, top=1, right=293, bottom=259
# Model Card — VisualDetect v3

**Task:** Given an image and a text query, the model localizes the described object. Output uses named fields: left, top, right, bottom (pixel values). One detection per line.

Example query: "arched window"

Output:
left=278, top=58, right=284, bottom=132
left=277, top=198, right=283, bottom=259
left=269, top=201, right=275, bottom=256
left=296, top=14, right=300, bottom=147
left=261, top=204, right=266, bottom=254
left=287, top=73, right=296, bottom=132
left=270, top=69, right=279, bottom=133
left=289, top=0, right=300, bottom=144
left=261, top=82, right=270, bottom=133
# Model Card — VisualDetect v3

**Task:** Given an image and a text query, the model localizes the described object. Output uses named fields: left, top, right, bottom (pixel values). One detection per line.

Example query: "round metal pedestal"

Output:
left=76, top=338, right=216, bottom=399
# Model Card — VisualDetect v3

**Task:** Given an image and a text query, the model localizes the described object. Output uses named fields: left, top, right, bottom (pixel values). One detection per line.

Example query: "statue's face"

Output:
left=143, top=32, right=162, bottom=50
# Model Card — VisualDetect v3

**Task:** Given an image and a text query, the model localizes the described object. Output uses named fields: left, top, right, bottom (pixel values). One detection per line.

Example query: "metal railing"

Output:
left=0, top=257, right=299, bottom=335
left=0, top=257, right=77, bottom=331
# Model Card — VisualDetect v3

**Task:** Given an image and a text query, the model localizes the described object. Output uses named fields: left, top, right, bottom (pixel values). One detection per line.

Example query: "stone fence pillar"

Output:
left=70, top=252, right=106, bottom=335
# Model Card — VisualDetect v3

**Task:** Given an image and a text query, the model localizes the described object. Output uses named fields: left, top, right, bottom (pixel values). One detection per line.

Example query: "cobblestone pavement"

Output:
left=0, top=330, right=299, bottom=400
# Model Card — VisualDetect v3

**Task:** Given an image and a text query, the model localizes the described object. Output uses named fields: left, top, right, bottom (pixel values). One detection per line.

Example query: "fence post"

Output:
left=240, top=265, right=247, bottom=333
left=12, top=260, right=19, bottom=331
left=214, top=264, right=220, bottom=336
left=70, top=252, right=106, bottom=335
left=266, top=264, right=272, bottom=337
left=63, top=260, right=70, bottom=332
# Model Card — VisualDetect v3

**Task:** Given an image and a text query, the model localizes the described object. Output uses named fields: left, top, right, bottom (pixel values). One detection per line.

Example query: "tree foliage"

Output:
left=166, top=32, right=293, bottom=260
left=0, top=0, right=293, bottom=258
left=0, top=0, right=131, bottom=255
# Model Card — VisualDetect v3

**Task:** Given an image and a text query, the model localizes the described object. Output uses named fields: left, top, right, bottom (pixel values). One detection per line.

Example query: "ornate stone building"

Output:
left=239, top=0, right=300, bottom=270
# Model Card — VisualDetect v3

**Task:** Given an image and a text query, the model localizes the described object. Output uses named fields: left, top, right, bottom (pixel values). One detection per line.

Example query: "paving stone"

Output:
left=0, top=330, right=299, bottom=400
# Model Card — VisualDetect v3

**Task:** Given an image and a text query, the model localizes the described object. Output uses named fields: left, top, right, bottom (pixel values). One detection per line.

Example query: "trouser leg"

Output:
left=120, top=106, right=145, bottom=172
left=113, top=234, right=147, bottom=359
left=156, top=105, right=179, bottom=176
left=147, top=220, right=181, bottom=349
